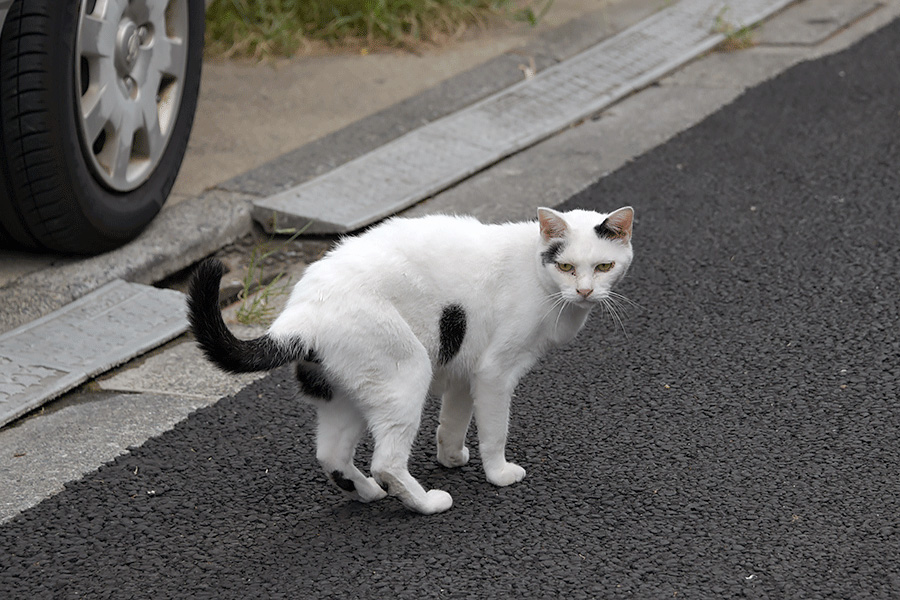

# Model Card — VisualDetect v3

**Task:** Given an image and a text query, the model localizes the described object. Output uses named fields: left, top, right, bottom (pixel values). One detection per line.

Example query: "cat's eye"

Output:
left=557, top=263, right=575, bottom=273
left=595, top=262, right=615, bottom=273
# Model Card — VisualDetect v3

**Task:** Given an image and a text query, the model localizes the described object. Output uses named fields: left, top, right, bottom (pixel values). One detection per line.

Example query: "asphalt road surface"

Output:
left=3, top=17, right=900, bottom=600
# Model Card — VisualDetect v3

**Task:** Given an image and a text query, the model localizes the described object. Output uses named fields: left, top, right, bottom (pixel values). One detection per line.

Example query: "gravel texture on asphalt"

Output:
left=3, top=17, right=900, bottom=600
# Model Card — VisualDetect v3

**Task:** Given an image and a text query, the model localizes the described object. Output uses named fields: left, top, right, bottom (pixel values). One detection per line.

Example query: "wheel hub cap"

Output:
left=75, top=0, right=189, bottom=192
left=115, top=20, right=140, bottom=73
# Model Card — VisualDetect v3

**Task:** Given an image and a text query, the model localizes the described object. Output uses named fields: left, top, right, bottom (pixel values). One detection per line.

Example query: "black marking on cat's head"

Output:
left=595, top=219, right=622, bottom=240
left=595, top=207, right=634, bottom=242
left=541, top=241, right=565, bottom=266
left=439, top=304, right=467, bottom=365
left=331, top=471, right=356, bottom=492
left=296, top=361, right=333, bottom=400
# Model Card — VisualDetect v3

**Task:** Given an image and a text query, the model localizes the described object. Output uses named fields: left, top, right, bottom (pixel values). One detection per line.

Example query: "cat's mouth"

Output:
left=568, top=289, right=614, bottom=310
left=567, top=295, right=598, bottom=309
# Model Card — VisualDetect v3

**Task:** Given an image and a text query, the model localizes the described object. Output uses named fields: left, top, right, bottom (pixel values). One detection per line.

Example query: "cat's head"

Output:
left=537, top=206, right=634, bottom=308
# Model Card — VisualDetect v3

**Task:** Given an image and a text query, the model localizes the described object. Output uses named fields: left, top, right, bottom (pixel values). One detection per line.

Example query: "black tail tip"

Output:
left=187, top=258, right=227, bottom=324
left=190, top=258, right=226, bottom=294
left=193, top=257, right=226, bottom=283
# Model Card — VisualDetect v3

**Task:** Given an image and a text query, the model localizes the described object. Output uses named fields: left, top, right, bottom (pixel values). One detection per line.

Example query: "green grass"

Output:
left=205, top=0, right=554, bottom=58
left=235, top=222, right=308, bottom=325
left=234, top=246, right=291, bottom=325
left=713, top=9, right=758, bottom=52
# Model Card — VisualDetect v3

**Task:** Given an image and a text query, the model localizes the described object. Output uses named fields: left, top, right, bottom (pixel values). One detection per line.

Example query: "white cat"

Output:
left=188, top=206, right=634, bottom=514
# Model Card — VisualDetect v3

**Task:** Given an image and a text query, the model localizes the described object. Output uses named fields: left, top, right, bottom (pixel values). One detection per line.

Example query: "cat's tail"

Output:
left=187, top=258, right=301, bottom=374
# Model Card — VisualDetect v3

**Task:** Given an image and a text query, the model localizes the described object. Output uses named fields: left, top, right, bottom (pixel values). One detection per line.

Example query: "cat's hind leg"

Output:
left=436, top=380, right=473, bottom=468
left=315, top=396, right=386, bottom=503
left=364, top=355, right=453, bottom=515
left=370, top=416, right=453, bottom=514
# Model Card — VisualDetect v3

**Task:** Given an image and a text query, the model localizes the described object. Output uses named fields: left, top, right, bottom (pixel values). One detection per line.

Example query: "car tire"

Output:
left=0, top=0, right=204, bottom=254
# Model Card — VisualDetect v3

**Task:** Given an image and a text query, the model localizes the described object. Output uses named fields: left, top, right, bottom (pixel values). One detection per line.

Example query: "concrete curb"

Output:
left=0, top=190, right=253, bottom=333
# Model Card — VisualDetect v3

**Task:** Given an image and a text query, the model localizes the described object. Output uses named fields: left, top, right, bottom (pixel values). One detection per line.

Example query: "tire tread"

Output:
left=0, top=0, right=204, bottom=253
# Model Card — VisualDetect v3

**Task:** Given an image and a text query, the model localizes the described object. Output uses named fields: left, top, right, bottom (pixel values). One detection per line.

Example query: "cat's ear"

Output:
left=538, top=207, right=568, bottom=241
left=595, top=206, right=634, bottom=243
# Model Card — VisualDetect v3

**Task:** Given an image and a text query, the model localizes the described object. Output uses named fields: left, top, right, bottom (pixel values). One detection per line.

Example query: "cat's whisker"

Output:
left=602, top=292, right=639, bottom=325
left=601, top=296, right=629, bottom=338
left=548, top=300, right=568, bottom=333
left=537, top=290, right=572, bottom=335
left=539, top=291, right=567, bottom=325
left=604, top=296, right=630, bottom=320
left=607, top=290, right=642, bottom=311
left=605, top=302, right=626, bottom=337
left=538, top=292, right=558, bottom=314
left=553, top=296, right=568, bottom=332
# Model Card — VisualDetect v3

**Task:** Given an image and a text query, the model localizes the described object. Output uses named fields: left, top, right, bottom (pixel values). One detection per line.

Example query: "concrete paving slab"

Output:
left=98, top=340, right=264, bottom=400
left=97, top=262, right=309, bottom=402
left=401, top=81, right=749, bottom=224
left=758, top=0, right=885, bottom=45
left=251, top=0, right=795, bottom=235
left=401, top=46, right=804, bottom=224
left=0, top=281, right=188, bottom=427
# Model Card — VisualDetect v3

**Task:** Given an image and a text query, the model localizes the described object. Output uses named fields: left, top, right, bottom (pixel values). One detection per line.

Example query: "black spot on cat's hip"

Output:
left=296, top=361, right=333, bottom=400
left=331, top=471, right=356, bottom=492
left=439, top=304, right=467, bottom=365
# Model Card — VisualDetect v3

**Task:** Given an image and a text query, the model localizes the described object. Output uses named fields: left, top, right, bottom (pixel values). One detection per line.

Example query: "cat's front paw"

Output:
left=485, top=462, right=526, bottom=487
left=437, top=444, right=470, bottom=468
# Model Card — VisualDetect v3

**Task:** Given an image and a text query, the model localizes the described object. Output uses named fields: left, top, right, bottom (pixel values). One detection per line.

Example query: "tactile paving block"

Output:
left=0, top=281, right=188, bottom=427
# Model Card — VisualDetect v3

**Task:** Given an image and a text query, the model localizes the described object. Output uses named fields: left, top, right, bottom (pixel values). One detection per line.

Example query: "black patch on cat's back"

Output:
left=541, top=242, right=564, bottom=265
left=296, top=361, right=333, bottom=400
left=331, top=471, right=356, bottom=492
left=439, top=304, right=467, bottom=365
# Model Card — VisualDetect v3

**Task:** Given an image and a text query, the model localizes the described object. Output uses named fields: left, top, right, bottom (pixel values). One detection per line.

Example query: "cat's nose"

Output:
left=577, top=288, right=593, bottom=298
